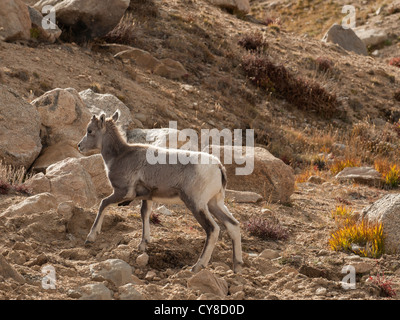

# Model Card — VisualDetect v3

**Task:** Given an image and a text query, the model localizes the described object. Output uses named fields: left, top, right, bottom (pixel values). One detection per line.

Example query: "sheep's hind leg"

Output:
left=138, top=200, right=153, bottom=251
left=208, top=196, right=243, bottom=273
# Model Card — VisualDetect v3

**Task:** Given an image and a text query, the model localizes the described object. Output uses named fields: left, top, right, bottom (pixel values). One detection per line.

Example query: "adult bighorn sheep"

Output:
left=77, top=111, right=243, bottom=273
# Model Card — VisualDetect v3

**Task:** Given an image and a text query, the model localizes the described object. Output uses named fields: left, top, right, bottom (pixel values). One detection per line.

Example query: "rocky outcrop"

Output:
left=0, top=85, right=42, bottom=169
left=322, top=24, right=368, bottom=56
left=0, top=0, right=31, bottom=42
left=35, top=0, right=130, bottom=40
left=26, top=154, right=111, bottom=207
left=31, top=87, right=92, bottom=148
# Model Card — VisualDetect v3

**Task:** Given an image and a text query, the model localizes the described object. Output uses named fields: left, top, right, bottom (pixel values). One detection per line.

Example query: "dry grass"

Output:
left=0, top=160, right=30, bottom=195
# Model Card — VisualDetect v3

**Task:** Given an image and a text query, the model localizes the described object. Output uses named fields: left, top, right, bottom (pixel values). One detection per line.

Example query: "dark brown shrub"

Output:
left=389, top=57, right=400, bottom=68
left=245, top=216, right=289, bottom=241
left=241, top=54, right=339, bottom=118
left=238, top=32, right=268, bottom=53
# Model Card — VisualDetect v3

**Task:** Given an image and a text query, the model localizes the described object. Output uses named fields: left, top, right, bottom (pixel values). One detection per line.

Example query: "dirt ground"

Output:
left=1, top=179, right=399, bottom=300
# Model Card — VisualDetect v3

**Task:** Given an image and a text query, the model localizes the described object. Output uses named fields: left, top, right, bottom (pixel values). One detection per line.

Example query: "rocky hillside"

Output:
left=0, top=0, right=400, bottom=300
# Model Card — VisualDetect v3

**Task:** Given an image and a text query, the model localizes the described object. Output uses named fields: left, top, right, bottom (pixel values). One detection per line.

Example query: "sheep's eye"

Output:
left=87, top=129, right=92, bottom=134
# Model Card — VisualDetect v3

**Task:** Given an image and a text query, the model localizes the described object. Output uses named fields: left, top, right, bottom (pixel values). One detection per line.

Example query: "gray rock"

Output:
left=0, top=85, right=42, bottom=169
left=362, top=194, right=400, bottom=253
left=0, top=193, right=57, bottom=218
left=354, top=27, right=388, bottom=47
left=28, top=6, right=62, bottom=43
left=0, top=0, right=31, bottom=41
left=79, top=283, right=113, bottom=300
left=118, top=283, right=144, bottom=300
left=90, top=259, right=134, bottom=287
left=187, top=269, right=228, bottom=298
left=335, top=166, right=382, bottom=186
left=208, top=0, right=250, bottom=14
left=136, top=253, right=149, bottom=268
left=53, top=0, right=130, bottom=39
left=31, top=87, right=92, bottom=147
left=79, top=89, right=134, bottom=133
left=0, top=255, right=25, bottom=283
left=259, top=249, right=280, bottom=260
left=322, top=24, right=368, bottom=56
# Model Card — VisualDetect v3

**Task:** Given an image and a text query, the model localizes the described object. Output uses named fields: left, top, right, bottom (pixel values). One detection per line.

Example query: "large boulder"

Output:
left=31, top=88, right=92, bottom=147
left=25, top=154, right=110, bottom=207
left=0, top=0, right=31, bottom=41
left=79, top=89, right=134, bottom=133
left=203, top=146, right=294, bottom=203
left=322, top=24, right=368, bottom=56
left=353, top=27, right=388, bottom=47
left=0, top=85, right=42, bottom=169
left=27, top=5, right=62, bottom=43
left=208, top=0, right=250, bottom=14
left=361, top=194, right=400, bottom=253
left=35, top=0, right=130, bottom=40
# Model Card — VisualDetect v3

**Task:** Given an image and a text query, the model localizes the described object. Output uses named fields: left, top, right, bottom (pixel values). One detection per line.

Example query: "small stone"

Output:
left=145, top=270, right=157, bottom=281
left=155, top=205, right=172, bottom=216
left=316, top=287, right=327, bottom=295
left=89, top=259, right=134, bottom=287
left=136, top=253, right=149, bottom=268
left=259, top=249, right=280, bottom=260
left=79, top=283, right=113, bottom=300
left=119, top=283, right=144, bottom=300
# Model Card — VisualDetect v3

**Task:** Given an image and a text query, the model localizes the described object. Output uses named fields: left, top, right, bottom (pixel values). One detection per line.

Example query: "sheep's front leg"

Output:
left=85, top=190, right=126, bottom=244
left=138, top=200, right=153, bottom=251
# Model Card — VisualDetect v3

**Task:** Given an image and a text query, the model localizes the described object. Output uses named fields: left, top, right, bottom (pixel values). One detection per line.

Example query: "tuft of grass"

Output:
left=329, top=219, right=385, bottom=258
left=0, top=160, right=30, bottom=195
left=315, top=56, right=334, bottom=73
left=245, top=216, right=289, bottom=241
left=241, top=54, right=339, bottom=118
left=331, top=205, right=354, bottom=222
left=384, top=165, right=400, bottom=188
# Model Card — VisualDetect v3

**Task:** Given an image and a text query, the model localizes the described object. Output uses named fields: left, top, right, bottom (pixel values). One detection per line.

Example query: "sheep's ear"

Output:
left=99, top=113, right=106, bottom=127
left=112, top=109, right=120, bottom=122
left=91, top=114, right=97, bottom=121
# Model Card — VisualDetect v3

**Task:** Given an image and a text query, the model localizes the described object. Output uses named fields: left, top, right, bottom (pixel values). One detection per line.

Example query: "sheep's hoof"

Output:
left=138, top=240, right=148, bottom=252
left=84, top=239, right=93, bottom=246
left=233, top=262, right=243, bottom=274
left=190, top=263, right=205, bottom=273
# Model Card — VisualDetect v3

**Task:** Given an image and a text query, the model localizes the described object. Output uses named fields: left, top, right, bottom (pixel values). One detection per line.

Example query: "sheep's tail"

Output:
left=219, top=164, right=228, bottom=190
